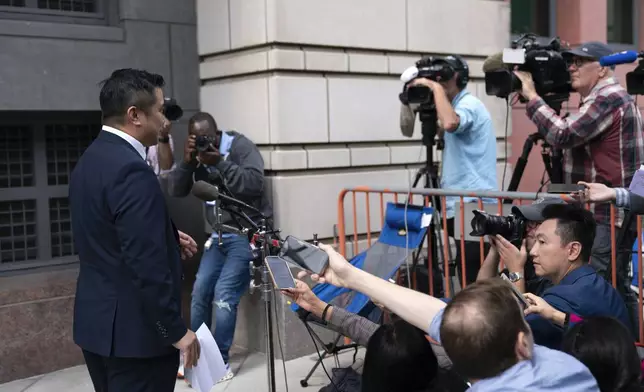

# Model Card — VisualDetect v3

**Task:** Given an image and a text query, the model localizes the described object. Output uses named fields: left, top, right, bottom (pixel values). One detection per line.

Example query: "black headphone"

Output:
left=443, top=55, right=469, bottom=89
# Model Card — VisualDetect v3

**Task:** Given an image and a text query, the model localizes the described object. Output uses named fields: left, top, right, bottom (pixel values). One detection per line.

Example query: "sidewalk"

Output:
left=0, top=349, right=365, bottom=392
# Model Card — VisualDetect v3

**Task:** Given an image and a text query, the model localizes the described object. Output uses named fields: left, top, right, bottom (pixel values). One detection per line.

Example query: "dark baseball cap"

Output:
left=562, top=41, right=614, bottom=60
left=511, top=198, right=567, bottom=221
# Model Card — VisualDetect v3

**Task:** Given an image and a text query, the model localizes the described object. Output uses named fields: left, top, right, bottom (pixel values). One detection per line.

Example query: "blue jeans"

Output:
left=190, top=235, right=252, bottom=363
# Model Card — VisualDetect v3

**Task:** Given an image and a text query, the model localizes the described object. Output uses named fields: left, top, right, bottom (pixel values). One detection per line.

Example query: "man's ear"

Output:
left=515, top=330, right=532, bottom=361
left=568, top=241, right=582, bottom=261
left=126, top=106, right=142, bottom=126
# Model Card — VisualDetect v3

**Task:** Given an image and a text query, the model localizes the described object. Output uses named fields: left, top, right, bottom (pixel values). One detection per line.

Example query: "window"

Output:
left=0, top=113, right=101, bottom=271
left=607, top=0, right=638, bottom=46
left=0, top=0, right=96, bottom=12
left=0, top=0, right=114, bottom=26
left=511, top=0, right=553, bottom=37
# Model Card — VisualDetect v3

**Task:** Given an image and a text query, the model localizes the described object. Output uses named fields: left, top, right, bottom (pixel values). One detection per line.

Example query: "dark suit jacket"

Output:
left=70, top=130, right=187, bottom=358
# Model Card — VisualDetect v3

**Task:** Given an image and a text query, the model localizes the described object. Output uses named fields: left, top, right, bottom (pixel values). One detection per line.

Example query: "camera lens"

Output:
left=194, top=136, right=210, bottom=152
left=470, top=210, right=520, bottom=240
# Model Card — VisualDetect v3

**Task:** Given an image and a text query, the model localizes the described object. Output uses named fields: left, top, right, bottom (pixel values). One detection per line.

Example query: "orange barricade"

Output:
left=336, top=187, right=644, bottom=345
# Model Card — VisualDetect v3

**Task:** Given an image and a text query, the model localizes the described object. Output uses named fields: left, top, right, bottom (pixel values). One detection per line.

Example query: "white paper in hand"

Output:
left=185, top=323, right=227, bottom=392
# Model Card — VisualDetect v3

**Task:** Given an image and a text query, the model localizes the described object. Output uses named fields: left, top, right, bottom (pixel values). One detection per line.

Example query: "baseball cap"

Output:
left=511, top=198, right=567, bottom=221
left=562, top=41, right=614, bottom=60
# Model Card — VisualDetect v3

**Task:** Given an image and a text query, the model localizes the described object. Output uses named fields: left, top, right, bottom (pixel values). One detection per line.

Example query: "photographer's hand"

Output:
left=197, top=147, right=221, bottom=166
left=183, top=135, right=197, bottom=165
left=495, top=235, right=527, bottom=293
left=513, top=70, right=538, bottom=101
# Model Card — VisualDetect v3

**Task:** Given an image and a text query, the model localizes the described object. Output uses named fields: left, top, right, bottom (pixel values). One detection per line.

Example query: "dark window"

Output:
left=0, top=200, right=38, bottom=263
left=511, top=0, right=551, bottom=37
left=46, top=124, right=100, bottom=186
left=49, top=197, right=74, bottom=257
left=0, top=126, right=34, bottom=189
left=37, top=0, right=96, bottom=13
left=0, top=0, right=26, bottom=6
left=607, top=0, right=635, bottom=45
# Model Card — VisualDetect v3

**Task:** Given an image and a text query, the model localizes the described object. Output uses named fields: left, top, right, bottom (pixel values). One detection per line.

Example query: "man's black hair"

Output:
left=189, top=112, right=218, bottom=133
left=99, top=68, right=165, bottom=123
left=541, top=203, right=596, bottom=262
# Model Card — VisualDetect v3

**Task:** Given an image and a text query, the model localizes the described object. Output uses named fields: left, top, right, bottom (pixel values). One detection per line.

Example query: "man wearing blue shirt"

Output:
left=404, top=55, right=498, bottom=288
left=526, top=203, right=632, bottom=348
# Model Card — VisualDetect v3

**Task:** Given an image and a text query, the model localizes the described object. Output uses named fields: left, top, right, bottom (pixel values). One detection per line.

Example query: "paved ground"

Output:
left=0, top=349, right=365, bottom=392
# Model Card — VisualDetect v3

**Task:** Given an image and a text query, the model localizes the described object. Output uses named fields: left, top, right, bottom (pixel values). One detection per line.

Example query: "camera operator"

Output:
left=404, top=55, right=498, bottom=287
left=168, top=112, right=272, bottom=382
left=514, top=41, right=644, bottom=325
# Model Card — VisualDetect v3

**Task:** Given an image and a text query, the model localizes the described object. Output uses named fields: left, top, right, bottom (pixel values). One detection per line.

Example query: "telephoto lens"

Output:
left=470, top=210, right=526, bottom=242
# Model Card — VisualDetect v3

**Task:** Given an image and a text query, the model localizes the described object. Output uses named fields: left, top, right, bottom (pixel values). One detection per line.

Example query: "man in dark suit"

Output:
left=69, top=68, right=200, bottom=392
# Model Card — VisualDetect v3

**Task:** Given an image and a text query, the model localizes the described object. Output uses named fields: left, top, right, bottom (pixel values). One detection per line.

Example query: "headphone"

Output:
left=443, top=55, right=470, bottom=89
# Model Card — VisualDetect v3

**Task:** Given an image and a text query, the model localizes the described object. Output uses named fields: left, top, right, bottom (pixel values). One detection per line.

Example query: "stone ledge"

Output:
left=200, top=45, right=488, bottom=81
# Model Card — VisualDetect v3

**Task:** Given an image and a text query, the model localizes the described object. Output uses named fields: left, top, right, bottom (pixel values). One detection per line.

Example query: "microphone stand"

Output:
left=219, top=203, right=279, bottom=392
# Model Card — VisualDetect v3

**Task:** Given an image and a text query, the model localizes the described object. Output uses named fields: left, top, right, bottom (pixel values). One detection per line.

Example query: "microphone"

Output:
left=599, top=50, right=641, bottom=67
left=191, top=181, right=260, bottom=214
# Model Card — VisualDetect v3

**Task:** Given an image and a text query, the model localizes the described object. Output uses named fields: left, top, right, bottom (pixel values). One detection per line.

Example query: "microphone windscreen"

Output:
left=191, top=180, right=220, bottom=202
left=483, top=52, right=505, bottom=73
left=400, top=104, right=416, bottom=138
left=599, top=50, right=639, bottom=67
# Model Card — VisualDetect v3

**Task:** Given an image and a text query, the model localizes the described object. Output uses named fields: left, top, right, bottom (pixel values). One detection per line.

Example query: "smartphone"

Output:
left=547, top=183, right=585, bottom=194
left=500, top=273, right=529, bottom=309
left=265, top=256, right=296, bottom=290
left=280, top=235, right=329, bottom=276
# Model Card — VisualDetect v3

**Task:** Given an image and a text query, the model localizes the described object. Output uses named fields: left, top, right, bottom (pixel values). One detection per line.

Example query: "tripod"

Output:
left=209, top=201, right=280, bottom=392
left=407, top=106, right=457, bottom=297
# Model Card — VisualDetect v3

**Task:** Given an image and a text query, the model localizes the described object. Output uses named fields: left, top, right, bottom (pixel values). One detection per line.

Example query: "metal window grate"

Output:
left=37, top=0, right=96, bottom=12
left=0, top=0, right=26, bottom=6
left=0, top=126, right=35, bottom=189
left=49, top=197, right=74, bottom=257
left=45, top=123, right=100, bottom=186
left=0, top=200, right=38, bottom=263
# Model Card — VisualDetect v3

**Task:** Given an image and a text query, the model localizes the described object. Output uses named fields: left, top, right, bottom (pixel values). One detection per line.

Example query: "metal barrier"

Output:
left=336, top=186, right=644, bottom=344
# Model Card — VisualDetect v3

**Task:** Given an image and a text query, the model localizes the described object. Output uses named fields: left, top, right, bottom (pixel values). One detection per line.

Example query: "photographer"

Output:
left=402, top=55, right=498, bottom=287
left=476, top=198, right=565, bottom=295
left=514, top=41, right=644, bottom=326
left=168, top=112, right=271, bottom=382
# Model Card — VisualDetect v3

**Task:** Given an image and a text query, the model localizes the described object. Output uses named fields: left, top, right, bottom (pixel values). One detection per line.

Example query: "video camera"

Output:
left=626, top=53, right=644, bottom=95
left=195, top=135, right=217, bottom=152
left=399, top=55, right=466, bottom=106
left=485, top=34, right=572, bottom=107
left=469, top=210, right=527, bottom=243
left=163, top=97, right=184, bottom=121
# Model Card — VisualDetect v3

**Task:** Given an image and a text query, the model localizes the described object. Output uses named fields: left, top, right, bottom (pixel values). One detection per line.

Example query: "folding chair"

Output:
left=291, top=202, right=434, bottom=387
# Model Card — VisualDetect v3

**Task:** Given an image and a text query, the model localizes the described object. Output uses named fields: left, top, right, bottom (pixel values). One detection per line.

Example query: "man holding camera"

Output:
left=514, top=41, right=644, bottom=326
left=168, top=112, right=271, bottom=382
left=402, top=55, right=498, bottom=288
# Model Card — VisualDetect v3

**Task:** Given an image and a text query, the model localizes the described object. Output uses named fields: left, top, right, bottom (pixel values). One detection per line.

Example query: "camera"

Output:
left=195, top=135, right=216, bottom=152
left=627, top=57, right=644, bottom=95
left=469, top=210, right=527, bottom=242
left=399, top=56, right=461, bottom=105
left=485, top=34, right=572, bottom=105
left=163, top=97, right=183, bottom=121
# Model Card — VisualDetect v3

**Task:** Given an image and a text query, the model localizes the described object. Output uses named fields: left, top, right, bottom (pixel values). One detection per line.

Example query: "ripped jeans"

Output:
left=190, top=234, right=253, bottom=363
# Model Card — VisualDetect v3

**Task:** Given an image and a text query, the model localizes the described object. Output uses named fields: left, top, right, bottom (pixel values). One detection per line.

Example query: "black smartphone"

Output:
left=265, top=256, right=296, bottom=290
left=500, top=273, right=529, bottom=309
left=547, top=183, right=585, bottom=194
left=280, top=235, right=329, bottom=276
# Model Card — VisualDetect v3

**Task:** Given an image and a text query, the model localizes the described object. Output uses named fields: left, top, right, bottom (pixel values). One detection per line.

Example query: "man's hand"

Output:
left=524, top=293, right=556, bottom=320
left=281, top=280, right=328, bottom=319
left=495, top=235, right=527, bottom=272
left=577, top=181, right=617, bottom=203
left=410, top=77, right=442, bottom=92
left=183, top=135, right=196, bottom=164
left=296, top=243, right=354, bottom=288
left=178, top=231, right=197, bottom=260
left=197, top=149, right=222, bottom=166
left=159, top=122, right=171, bottom=139
left=513, top=70, right=538, bottom=101
left=173, top=329, right=201, bottom=368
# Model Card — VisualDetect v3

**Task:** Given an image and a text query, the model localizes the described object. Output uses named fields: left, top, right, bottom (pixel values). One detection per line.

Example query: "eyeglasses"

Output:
left=568, top=57, right=597, bottom=69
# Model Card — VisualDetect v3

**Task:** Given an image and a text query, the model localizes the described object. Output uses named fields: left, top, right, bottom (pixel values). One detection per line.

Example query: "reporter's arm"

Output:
left=432, top=84, right=460, bottom=132
left=327, top=306, right=379, bottom=347
left=167, top=161, right=196, bottom=197
left=346, top=268, right=447, bottom=333
left=476, top=246, right=500, bottom=281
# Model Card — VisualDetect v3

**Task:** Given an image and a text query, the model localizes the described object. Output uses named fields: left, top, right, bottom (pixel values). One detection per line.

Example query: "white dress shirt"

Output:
left=102, top=125, right=146, bottom=160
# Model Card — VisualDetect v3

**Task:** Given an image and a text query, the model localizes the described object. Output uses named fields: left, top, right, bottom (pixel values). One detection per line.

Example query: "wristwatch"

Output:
left=508, top=271, right=524, bottom=283
left=158, top=135, right=170, bottom=143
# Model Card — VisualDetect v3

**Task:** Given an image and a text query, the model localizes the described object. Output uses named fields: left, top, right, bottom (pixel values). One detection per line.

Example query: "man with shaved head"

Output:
left=301, top=244, right=599, bottom=391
